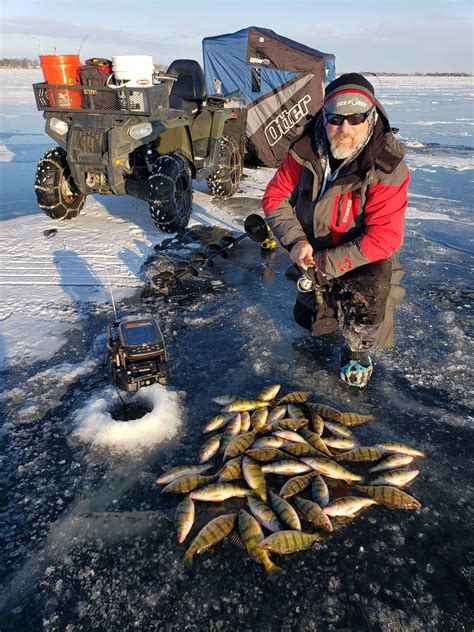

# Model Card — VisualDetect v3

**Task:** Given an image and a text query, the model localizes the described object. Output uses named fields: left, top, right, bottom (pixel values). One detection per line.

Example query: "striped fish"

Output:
left=199, top=434, right=222, bottom=463
left=268, top=490, right=301, bottom=530
left=217, top=455, right=244, bottom=482
left=259, top=530, right=323, bottom=554
left=156, top=463, right=212, bottom=485
left=334, top=447, right=386, bottom=462
left=279, top=473, right=315, bottom=499
left=311, top=474, right=330, bottom=507
left=277, top=391, right=313, bottom=405
left=240, top=411, right=252, bottom=433
left=368, top=469, right=420, bottom=488
left=238, top=510, right=284, bottom=577
left=323, top=496, right=377, bottom=517
left=368, top=454, right=414, bottom=473
left=182, top=513, right=237, bottom=567
left=374, top=442, right=425, bottom=457
left=302, top=456, right=362, bottom=482
left=338, top=412, right=376, bottom=427
left=174, top=495, right=195, bottom=543
left=299, top=427, right=333, bottom=456
left=355, top=485, right=421, bottom=509
left=161, top=473, right=217, bottom=495
left=223, top=430, right=258, bottom=460
left=247, top=495, right=283, bottom=532
left=256, top=384, right=281, bottom=402
left=293, top=495, right=333, bottom=532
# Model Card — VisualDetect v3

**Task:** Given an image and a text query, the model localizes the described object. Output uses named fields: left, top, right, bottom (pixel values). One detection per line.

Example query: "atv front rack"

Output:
left=33, top=82, right=170, bottom=115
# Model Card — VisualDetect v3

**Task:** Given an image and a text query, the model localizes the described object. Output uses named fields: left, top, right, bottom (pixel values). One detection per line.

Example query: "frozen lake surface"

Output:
left=0, top=70, right=473, bottom=631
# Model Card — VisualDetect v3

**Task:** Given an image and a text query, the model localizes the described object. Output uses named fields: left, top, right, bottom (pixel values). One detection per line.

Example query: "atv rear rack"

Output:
left=33, top=82, right=170, bottom=115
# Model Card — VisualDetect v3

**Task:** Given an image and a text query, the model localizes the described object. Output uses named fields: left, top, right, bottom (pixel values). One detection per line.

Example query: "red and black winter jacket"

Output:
left=262, top=101, right=409, bottom=278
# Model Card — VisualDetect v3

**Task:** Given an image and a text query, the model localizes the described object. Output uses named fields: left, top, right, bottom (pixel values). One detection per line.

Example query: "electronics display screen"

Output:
left=120, top=321, right=160, bottom=346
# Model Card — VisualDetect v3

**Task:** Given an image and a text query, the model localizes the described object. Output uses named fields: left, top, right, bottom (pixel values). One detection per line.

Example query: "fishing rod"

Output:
left=151, top=214, right=273, bottom=292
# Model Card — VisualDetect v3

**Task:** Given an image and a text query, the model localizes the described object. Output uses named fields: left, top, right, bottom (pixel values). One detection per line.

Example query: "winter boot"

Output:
left=339, top=345, right=373, bottom=388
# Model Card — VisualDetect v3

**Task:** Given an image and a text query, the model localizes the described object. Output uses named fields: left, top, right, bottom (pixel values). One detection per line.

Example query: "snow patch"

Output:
left=71, top=384, right=183, bottom=453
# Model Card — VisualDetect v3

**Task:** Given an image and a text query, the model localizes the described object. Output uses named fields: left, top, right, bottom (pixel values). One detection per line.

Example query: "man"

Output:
left=262, top=73, right=409, bottom=387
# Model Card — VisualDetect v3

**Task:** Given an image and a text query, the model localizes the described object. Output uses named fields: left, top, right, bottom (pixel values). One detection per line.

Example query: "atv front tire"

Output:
left=35, top=147, right=86, bottom=220
left=207, top=136, right=242, bottom=197
left=149, top=154, right=193, bottom=233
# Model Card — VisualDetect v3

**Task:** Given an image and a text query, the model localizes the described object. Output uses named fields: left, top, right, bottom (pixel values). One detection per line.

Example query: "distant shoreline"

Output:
left=0, top=65, right=471, bottom=77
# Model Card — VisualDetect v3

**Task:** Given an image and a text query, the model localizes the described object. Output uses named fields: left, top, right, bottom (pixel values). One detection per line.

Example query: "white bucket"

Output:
left=112, top=55, right=154, bottom=111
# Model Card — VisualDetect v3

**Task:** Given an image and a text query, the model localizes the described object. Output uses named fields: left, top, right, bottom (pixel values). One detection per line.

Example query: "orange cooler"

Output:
left=39, top=54, right=82, bottom=109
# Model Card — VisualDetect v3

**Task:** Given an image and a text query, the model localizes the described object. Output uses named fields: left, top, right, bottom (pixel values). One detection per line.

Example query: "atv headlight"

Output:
left=129, top=122, right=153, bottom=140
left=49, top=117, right=69, bottom=136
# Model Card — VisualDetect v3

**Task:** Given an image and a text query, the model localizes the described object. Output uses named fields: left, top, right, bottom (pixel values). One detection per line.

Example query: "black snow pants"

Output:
left=293, top=257, right=404, bottom=351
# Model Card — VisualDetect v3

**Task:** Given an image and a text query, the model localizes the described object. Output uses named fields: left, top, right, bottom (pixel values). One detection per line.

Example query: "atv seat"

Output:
left=166, top=59, right=206, bottom=115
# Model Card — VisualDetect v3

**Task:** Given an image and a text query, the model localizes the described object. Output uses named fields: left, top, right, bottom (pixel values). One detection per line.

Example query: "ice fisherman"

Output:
left=262, top=73, right=409, bottom=387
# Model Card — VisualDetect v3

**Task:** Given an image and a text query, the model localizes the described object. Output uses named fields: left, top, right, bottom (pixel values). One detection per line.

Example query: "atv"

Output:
left=32, top=59, right=247, bottom=232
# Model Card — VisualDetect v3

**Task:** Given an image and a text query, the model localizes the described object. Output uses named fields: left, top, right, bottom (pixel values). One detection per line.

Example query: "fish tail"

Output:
left=266, top=561, right=285, bottom=579
left=182, top=550, right=194, bottom=569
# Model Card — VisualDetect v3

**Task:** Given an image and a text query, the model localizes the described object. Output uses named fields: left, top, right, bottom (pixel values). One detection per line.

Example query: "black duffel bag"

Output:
left=79, top=59, right=119, bottom=110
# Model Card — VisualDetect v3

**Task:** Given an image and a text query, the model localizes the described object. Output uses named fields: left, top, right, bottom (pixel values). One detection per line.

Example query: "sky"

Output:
left=1, top=0, right=473, bottom=73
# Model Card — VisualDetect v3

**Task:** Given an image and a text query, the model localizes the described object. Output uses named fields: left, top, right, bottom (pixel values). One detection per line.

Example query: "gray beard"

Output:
left=329, top=134, right=368, bottom=160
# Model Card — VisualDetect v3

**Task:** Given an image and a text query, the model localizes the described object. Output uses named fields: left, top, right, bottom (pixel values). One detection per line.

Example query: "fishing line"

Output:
left=78, top=34, right=89, bottom=56
left=26, top=33, right=45, bottom=56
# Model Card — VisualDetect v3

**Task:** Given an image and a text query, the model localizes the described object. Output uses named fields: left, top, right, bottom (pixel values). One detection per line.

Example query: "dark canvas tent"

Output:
left=202, top=26, right=335, bottom=167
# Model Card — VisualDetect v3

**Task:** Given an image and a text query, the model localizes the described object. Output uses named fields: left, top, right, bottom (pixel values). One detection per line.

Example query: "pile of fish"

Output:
left=155, top=386, right=424, bottom=577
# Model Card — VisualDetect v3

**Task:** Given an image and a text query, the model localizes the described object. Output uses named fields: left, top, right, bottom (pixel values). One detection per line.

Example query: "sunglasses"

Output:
left=324, top=107, right=374, bottom=126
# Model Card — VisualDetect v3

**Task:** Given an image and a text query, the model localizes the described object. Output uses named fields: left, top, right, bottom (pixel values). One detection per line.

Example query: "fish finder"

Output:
left=107, top=318, right=168, bottom=392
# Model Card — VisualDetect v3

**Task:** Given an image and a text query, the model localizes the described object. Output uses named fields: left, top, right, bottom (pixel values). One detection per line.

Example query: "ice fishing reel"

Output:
left=151, top=214, right=275, bottom=293
left=106, top=318, right=169, bottom=392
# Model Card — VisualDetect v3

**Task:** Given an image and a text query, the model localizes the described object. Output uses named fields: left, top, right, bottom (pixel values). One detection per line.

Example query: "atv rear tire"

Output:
left=149, top=154, right=193, bottom=233
left=207, top=136, right=242, bottom=197
left=35, top=147, right=86, bottom=220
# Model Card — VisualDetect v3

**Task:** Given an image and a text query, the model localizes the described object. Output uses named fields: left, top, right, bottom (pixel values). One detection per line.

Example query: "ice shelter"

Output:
left=202, top=26, right=335, bottom=167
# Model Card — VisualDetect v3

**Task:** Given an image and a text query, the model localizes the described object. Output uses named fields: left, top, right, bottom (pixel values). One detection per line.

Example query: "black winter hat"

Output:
left=324, top=73, right=375, bottom=115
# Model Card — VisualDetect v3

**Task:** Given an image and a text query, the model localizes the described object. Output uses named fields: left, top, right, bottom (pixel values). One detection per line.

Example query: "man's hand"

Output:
left=290, top=240, right=314, bottom=270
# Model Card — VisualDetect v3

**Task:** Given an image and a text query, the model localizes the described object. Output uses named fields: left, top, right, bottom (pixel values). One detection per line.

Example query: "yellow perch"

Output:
left=182, top=513, right=237, bottom=567
left=252, top=436, right=285, bottom=449
left=259, top=530, right=323, bottom=554
left=323, top=436, right=357, bottom=450
left=245, top=447, right=289, bottom=462
left=217, top=455, right=244, bottom=481
left=355, top=485, right=421, bottom=509
left=323, top=496, right=377, bottom=517
left=375, top=442, right=425, bottom=457
left=240, top=411, right=251, bottom=433
left=268, top=489, right=301, bottom=530
left=174, top=495, right=195, bottom=544
left=161, top=474, right=217, bottom=494
left=156, top=463, right=212, bottom=485
left=223, top=430, right=258, bottom=460
left=280, top=442, right=318, bottom=458
left=263, top=418, right=309, bottom=433
left=261, top=460, right=313, bottom=475
left=368, top=469, right=420, bottom=487
left=242, top=456, right=266, bottom=492
left=368, top=454, right=414, bottom=473
left=251, top=407, right=269, bottom=430
left=190, top=483, right=252, bottom=502
left=267, top=406, right=287, bottom=422
left=277, top=391, right=313, bottom=405
left=293, top=495, right=333, bottom=532
left=199, top=434, right=222, bottom=463
left=247, top=495, right=283, bottom=532
left=212, top=394, right=239, bottom=405
left=311, top=403, right=343, bottom=421
left=202, top=413, right=234, bottom=433
left=220, top=413, right=242, bottom=453
left=273, top=430, right=311, bottom=445
left=238, top=510, right=284, bottom=577
left=279, top=473, right=315, bottom=498
left=299, top=427, right=333, bottom=456
left=257, top=384, right=281, bottom=402
left=323, top=420, right=355, bottom=438
left=223, top=400, right=268, bottom=413
left=302, top=457, right=362, bottom=482
left=335, top=447, right=386, bottom=462
left=309, top=413, right=324, bottom=436
left=311, top=474, right=330, bottom=507
left=287, top=404, right=306, bottom=419
left=337, top=412, right=376, bottom=426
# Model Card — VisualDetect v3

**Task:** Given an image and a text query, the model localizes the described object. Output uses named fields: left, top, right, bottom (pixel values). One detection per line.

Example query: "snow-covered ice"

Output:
left=0, top=70, right=473, bottom=631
